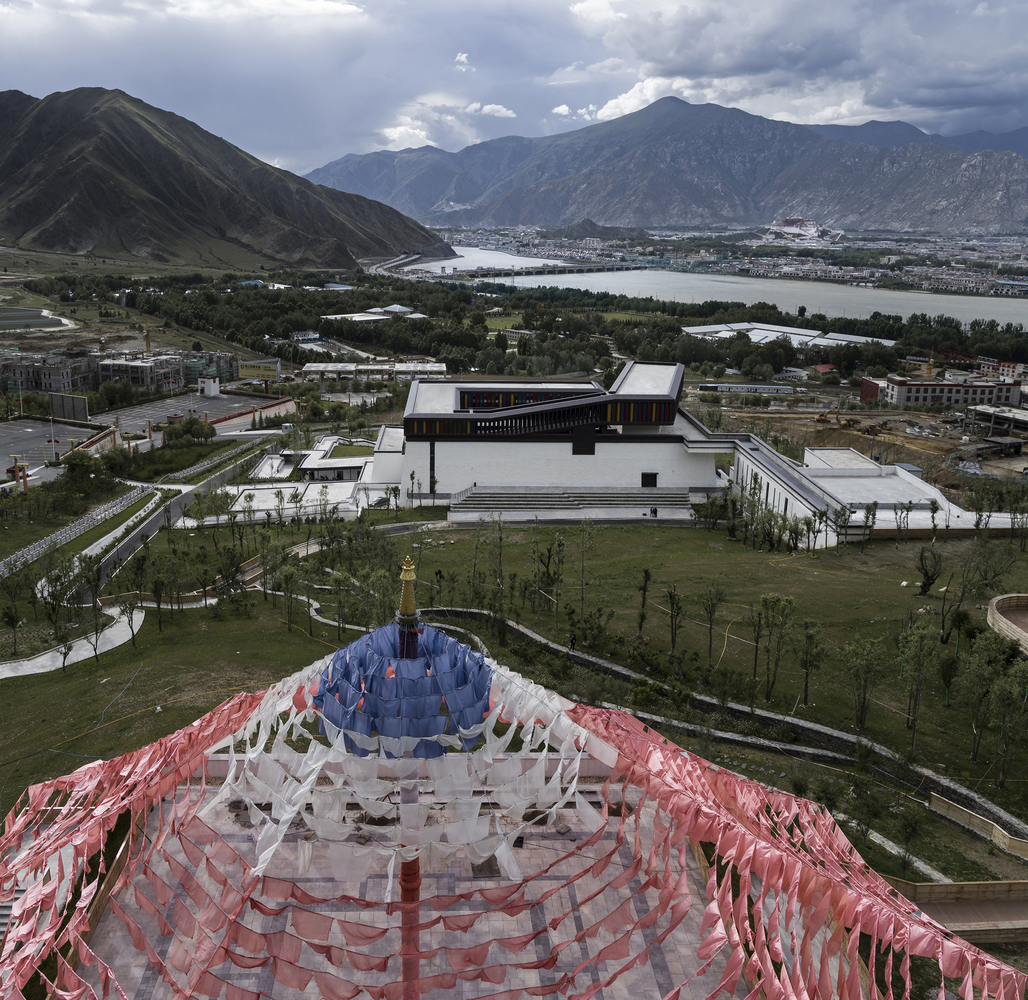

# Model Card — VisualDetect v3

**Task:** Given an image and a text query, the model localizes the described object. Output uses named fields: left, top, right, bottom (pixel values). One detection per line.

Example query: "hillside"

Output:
left=307, top=98, right=1028, bottom=234
left=0, top=88, right=454, bottom=269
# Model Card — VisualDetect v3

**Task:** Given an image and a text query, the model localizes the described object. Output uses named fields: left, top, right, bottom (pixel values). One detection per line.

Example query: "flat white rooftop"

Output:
left=613, top=364, right=679, bottom=396
left=805, top=448, right=880, bottom=470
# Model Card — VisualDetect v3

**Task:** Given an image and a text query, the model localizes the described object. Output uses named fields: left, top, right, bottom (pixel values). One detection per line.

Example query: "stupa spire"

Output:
left=397, top=555, right=420, bottom=658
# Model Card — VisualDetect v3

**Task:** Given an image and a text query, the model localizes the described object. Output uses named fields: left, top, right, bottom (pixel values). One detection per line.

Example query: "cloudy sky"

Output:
left=3, top=0, right=1026, bottom=175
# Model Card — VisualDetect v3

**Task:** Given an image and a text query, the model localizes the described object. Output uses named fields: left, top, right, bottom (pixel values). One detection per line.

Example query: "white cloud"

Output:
left=454, top=52, right=471, bottom=72
left=552, top=104, right=571, bottom=115
left=480, top=103, right=516, bottom=117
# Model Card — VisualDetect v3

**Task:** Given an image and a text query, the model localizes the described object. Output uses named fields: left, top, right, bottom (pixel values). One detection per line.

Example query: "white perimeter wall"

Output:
left=401, top=438, right=717, bottom=493
left=371, top=448, right=403, bottom=484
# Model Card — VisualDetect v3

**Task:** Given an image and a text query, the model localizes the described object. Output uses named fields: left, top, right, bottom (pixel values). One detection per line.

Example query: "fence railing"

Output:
left=0, top=485, right=152, bottom=576
left=166, top=442, right=253, bottom=481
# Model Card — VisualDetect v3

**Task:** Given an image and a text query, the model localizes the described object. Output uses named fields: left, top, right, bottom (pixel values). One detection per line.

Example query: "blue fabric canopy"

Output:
left=313, top=622, right=493, bottom=758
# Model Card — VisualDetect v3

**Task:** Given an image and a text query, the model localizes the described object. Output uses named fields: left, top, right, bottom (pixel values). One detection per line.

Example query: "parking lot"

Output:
left=0, top=419, right=73, bottom=481
left=104, top=391, right=278, bottom=436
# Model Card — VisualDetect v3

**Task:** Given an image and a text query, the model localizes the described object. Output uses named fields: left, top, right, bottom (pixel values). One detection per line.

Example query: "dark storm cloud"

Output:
left=2, top=0, right=1028, bottom=174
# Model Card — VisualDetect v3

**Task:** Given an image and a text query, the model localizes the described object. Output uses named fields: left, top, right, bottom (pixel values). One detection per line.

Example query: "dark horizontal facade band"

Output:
left=406, top=398, right=678, bottom=439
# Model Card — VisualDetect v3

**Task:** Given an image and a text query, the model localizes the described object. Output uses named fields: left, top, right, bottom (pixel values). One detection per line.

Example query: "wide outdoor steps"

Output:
left=450, top=486, right=695, bottom=519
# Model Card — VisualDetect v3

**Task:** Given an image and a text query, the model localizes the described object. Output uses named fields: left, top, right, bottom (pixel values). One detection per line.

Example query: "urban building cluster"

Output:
left=431, top=226, right=1028, bottom=294
left=0, top=348, right=238, bottom=395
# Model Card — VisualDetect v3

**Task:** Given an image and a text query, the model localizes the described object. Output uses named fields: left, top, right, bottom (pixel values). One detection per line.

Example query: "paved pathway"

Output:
left=0, top=608, right=143, bottom=681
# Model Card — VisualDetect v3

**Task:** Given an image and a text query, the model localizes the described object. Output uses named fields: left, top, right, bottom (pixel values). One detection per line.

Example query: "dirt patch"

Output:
left=0, top=324, right=147, bottom=354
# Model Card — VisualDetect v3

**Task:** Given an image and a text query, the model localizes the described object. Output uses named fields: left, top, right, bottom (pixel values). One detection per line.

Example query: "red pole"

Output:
left=400, top=857, right=421, bottom=999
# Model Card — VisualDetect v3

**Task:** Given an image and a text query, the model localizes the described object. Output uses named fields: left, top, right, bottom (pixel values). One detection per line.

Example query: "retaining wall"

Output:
left=988, top=594, right=1028, bottom=654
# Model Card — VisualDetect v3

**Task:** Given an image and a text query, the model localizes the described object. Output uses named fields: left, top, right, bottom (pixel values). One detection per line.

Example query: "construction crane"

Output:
left=143, top=316, right=151, bottom=354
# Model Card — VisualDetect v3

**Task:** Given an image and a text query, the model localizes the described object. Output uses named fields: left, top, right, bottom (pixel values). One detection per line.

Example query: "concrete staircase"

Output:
left=449, top=487, right=695, bottom=521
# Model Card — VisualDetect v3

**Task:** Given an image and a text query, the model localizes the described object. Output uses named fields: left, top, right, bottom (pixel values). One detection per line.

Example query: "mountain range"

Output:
left=306, top=98, right=1028, bottom=234
left=0, top=88, right=453, bottom=268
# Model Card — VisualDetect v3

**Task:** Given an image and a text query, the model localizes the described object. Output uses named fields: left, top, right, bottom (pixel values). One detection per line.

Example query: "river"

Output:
left=409, top=247, right=1028, bottom=327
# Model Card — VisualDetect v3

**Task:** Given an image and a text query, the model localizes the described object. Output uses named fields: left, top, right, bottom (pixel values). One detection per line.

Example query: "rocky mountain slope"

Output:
left=307, top=98, right=1028, bottom=234
left=0, top=88, right=453, bottom=268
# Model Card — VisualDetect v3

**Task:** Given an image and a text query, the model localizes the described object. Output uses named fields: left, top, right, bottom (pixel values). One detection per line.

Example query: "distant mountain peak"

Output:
left=0, top=87, right=452, bottom=268
left=304, top=98, right=1028, bottom=234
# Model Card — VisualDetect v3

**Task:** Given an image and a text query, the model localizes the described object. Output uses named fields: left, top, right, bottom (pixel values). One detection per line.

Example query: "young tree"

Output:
left=830, top=505, right=853, bottom=551
left=992, top=660, right=1028, bottom=789
left=699, top=581, right=725, bottom=671
left=489, top=513, right=505, bottom=612
left=576, top=517, right=595, bottom=620
left=760, top=593, right=795, bottom=701
left=928, top=498, right=941, bottom=543
left=747, top=604, right=764, bottom=684
left=794, top=619, right=827, bottom=707
left=665, top=583, right=683, bottom=653
left=552, top=533, right=566, bottom=629
left=636, top=567, right=652, bottom=639
left=843, top=636, right=887, bottom=729
left=938, top=652, right=959, bottom=707
left=118, top=593, right=140, bottom=647
left=860, top=501, right=879, bottom=554
left=963, top=630, right=1015, bottom=762
left=273, top=488, right=286, bottom=534
left=280, top=565, right=299, bottom=631
left=150, top=572, right=166, bottom=632
left=57, top=630, right=74, bottom=674
left=332, top=574, right=347, bottom=640
left=2, top=605, right=19, bottom=658
left=899, top=616, right=940, bottom=752
left=84, top=605, right=112, bottom=662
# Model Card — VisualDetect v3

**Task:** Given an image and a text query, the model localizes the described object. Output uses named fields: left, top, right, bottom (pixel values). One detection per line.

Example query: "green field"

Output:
left=402, top=521, right=1028, bottom=820
left=329, top=443, right=374, bottom=458
left=0, top=600, right=352, bottom=814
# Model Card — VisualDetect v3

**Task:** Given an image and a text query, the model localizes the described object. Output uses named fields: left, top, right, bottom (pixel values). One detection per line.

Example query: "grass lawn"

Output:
left=0, top=600, right=357, bottom=814
left=330, top=443, right=374, bottom=458
left=361, top=505, right=449, bottom=526
left=125, top=441, right=241, bottom=482
left=404, top=521, right=1028, bottom=822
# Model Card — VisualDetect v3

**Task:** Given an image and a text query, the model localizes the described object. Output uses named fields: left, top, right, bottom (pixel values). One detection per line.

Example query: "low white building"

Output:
left=396, top=363, right=721, bottom=504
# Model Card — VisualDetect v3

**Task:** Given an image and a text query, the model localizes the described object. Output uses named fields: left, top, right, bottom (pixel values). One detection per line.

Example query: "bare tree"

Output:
left=915, top=545, right=943, bottom=596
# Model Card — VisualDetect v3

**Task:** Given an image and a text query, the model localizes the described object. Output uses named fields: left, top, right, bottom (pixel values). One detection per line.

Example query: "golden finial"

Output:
left=398, top=555, right=417, bottom=619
